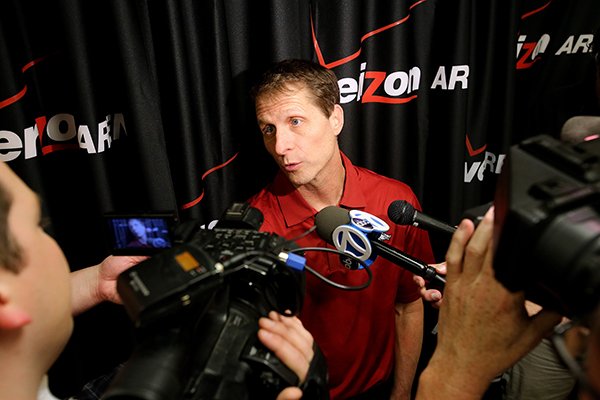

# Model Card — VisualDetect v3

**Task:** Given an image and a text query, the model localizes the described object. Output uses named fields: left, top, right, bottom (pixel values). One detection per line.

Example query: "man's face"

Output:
left=255, top=84, right=343, bottom=188
left=128, top=219, right=146, bottom=239
left=0, top=162, right=73, bottom=366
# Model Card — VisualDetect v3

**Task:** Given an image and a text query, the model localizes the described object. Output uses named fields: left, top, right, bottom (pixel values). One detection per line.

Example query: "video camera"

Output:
left=102, top=203, right=310, bottom=400
left=493, top=134, right=600, bottom=318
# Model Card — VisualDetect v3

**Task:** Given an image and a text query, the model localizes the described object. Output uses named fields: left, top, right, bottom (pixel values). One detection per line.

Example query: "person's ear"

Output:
left=330, top=104, right=344, bottom=137
left=0, top=290, right=31, bottom=330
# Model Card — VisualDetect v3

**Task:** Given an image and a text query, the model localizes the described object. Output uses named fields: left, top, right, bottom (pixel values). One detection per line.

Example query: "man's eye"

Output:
left=291, top=118, right=301, bottom=126
left=262, top=125, right=275, bottom=135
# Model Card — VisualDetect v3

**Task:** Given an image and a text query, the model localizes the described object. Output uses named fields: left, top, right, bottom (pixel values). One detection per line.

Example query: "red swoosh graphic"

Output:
left=180, top=152, right=240, bottom=210
left=466, top=135, right=487, bottom=157
left=312, top=0, right=429, bottom=69
left=0, top=86, right=28, bottom=109
left=521, top=0, right=552, bottom=20
left=0, top=55, right=50, bottom=110
left=42, top=143, right=80, bottom=155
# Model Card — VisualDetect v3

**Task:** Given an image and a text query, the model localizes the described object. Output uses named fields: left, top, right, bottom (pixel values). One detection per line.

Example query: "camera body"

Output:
left=493, top=134, right=600, bottom=318
left=103, top=204, right=306, bottom=400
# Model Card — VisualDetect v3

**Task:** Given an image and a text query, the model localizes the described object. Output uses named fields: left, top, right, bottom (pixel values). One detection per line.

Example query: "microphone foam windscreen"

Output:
left=314, top=206, right=350, bottom=243
left=387, top=200, right=415, bottom=225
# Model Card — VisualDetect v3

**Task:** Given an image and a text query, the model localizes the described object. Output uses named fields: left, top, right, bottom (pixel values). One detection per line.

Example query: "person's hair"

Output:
left=251, top=59, right=340, bottom=117
left=0, top=181, right=23, bottom=273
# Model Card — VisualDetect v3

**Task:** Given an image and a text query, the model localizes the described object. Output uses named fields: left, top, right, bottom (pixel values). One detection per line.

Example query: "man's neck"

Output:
left=0, top=369, right=47, bottom=400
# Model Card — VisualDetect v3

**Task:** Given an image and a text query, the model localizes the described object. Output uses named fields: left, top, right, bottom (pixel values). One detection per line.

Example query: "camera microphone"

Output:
left=387, top=200, right=456, bottom=235
left=314, top=206, right=445, bottom=289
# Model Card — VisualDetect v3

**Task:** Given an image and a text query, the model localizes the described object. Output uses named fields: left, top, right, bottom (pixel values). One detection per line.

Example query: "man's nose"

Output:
left=274, top=128, right=294, bottom=155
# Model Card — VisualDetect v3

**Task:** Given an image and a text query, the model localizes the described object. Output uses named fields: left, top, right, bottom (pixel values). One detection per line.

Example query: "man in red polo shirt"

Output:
left=247, top=59, right=435, bottom=399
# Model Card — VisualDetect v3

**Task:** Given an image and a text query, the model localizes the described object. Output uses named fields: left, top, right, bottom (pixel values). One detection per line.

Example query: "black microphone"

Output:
left=314, top=206, right=445, bottom=289
left=387, top=200, right=456, bottom=235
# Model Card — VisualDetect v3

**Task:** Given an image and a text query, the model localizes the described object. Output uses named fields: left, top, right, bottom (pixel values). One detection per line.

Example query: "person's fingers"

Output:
left=431, top=262, right=447, bottom=275
left=275, top=387, right=303, bottom=400
left=258, top=312, right=314, bottom=381
left=414, top=276, right=440, bottom=302
left=100, top=255, right=148, bottom=279
left=460, top=207, right=494, bottom=280
left=414, top=262, right=445, bottom=307
left=414, top=263, right=446, bottom=287
left=414, top=263, right=446, bottom=286
left=263, top=312, right=314, bottom=360
left=413, top=275, right=425, bottom=288
left=422, top=289, right=443, bottom=303
left=271, top=311, right=313, bottom=341
left=258, top=326, right=311, bottom=382
left=420, top=289, right=443, bottom=308
left=476, top=216, right=497, bottom=281
left=444, top=218, right=475, bottom=280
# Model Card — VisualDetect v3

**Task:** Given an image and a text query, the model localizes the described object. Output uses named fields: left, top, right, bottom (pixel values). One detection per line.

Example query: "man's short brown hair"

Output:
left=251, top=59, right=340, bottom=117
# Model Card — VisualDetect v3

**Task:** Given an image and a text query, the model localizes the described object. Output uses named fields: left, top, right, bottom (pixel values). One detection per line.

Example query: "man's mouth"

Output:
left=283, top=162, right=301, bottom=172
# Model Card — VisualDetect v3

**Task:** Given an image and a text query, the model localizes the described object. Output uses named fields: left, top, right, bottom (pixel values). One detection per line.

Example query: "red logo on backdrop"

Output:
left=514, top=1, right=594, bottom=69
left=311, top=0, right=431, bottom=105
left=0, top=112, right=128, bottom=162
left=310, top=0, right=471, bottom=105
left=311, top=0, right=429, bottom=70
left=464, top=134, right=506, bottom=183
left=0, top=54, right=238, bottom=211
left=516, top=33, right=550, bottom=69
left=0, top=55, right=51, bottom=110
left=0, top=55, right=129, bottom=160
left=513, top=1, right=553, bottom=70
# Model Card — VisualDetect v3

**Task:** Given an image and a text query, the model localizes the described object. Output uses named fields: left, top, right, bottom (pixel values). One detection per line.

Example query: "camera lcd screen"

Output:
left=105, top=213, right=177, bottom=255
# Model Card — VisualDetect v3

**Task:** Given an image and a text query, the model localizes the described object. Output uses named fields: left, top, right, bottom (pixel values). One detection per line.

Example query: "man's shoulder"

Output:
left=247, top=183, right=277, bottom=208
left=353, top=164, right=416, bottom=198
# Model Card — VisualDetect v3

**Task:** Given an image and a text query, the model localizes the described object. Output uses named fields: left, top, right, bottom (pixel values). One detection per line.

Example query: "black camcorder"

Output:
left=102, top=203, right=311, bottom=400
left=493, top=134, right=600, bottom=318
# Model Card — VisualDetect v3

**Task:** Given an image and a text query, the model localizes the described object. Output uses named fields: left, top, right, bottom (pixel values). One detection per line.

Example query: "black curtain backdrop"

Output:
left=0, top=0, right=599, bottom=396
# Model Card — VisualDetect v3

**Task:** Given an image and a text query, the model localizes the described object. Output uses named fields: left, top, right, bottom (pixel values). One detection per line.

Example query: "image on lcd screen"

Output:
left=106, top=215, right=174, bottom=254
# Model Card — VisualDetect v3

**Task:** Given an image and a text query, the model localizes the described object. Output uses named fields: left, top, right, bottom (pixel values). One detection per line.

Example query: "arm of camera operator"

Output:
left=413, top=262, right=446, bottom=308
left=70, top=255, right=147, bottom=316
left=258, top=311, right=317, bottom=400
left=416, top=208, right=562, bottom=400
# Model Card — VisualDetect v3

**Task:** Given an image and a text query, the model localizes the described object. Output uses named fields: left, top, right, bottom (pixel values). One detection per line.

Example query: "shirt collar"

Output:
left=338, top=151, right=367, bottom=210
left=275, top=151, right=367, bottom=227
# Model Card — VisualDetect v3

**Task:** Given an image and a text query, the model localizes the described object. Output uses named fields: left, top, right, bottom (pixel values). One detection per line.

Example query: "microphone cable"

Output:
left=270, top=225, right=374, bottom=290
left=285, top=224, right=317, bottom=242
left=288, top=246, right=373, bottom=291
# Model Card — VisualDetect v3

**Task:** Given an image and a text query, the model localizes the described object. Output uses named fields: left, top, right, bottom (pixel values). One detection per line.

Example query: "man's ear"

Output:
left=330, top=104, right=344, bottom=137
left=0, top=291, right=31, bottom=330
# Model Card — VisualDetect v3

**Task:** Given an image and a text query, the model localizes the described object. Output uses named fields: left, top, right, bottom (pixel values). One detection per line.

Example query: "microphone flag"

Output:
left=331, top=210, right=390, bottom=269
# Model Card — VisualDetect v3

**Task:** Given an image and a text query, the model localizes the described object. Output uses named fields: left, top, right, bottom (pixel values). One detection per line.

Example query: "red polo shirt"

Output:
left=248, top=152, right=434, bottom=399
